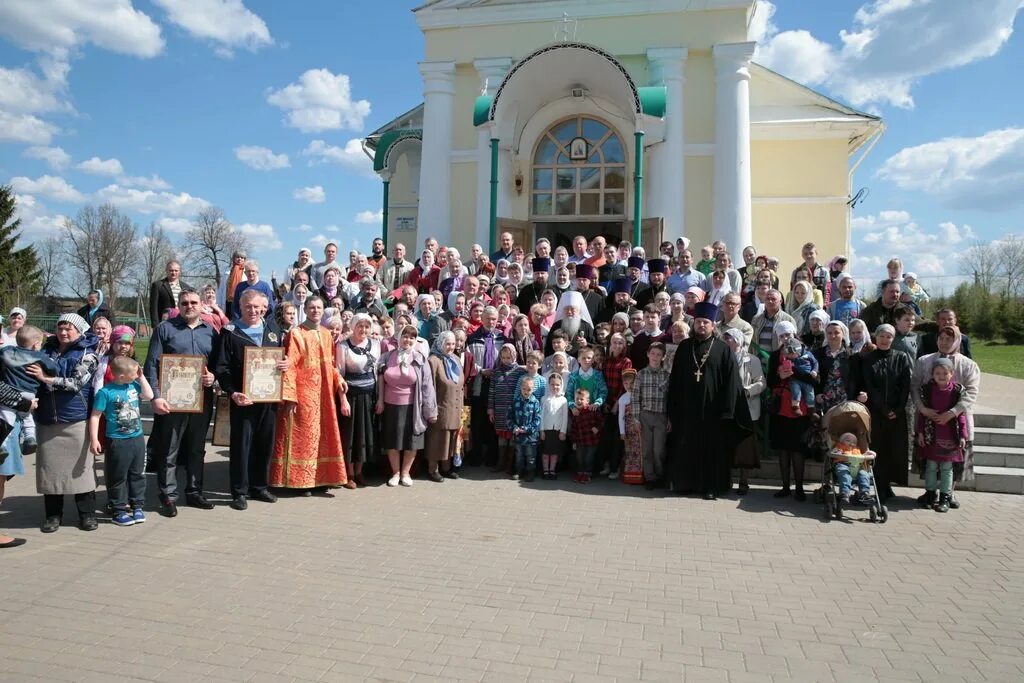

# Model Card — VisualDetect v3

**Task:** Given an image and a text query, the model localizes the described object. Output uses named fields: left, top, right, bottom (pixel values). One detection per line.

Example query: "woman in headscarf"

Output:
left=610, top=311, right=633, bottom=346
left=508, top=314, right=540, bottom=365
left=722, top=327, right=765, bottom=496
left=815, top=321, right=857, bottom=413
left=376, top=325, right=437, bottom=486
left=786, top=280, right=820, bottom=336
left=683, top=286, right=705, bottom=317
left=854, top=324, right=913, bottom=502
left=706, top=269, right=733, bottom=307
left=91, top=316, right=112, bottom=357
left=444, top=291, right=467, bottom=320
left=489, top=284, right=510, bottom=310
left=2, top=307, right=27, bottom=347
left=337, top=312, right=380, bottom=487
left=425, top=331, right=465, bottom=482
left=465, top=301, right=484, bottom=336
left=766, top=320, right=812, bottom=501
left=661, top=293, right=691, bottom=332
left=539, top=289, right=558, bottom=330
left=406, top=249, right=441, bottom=294
left=494, top=259, right=511, bottom=286
left=286, top=283, right=310, bottom=326
left=414, top=293, right=449, bottom=347
left=911, top=326, right=980, bottom=508
left=318, top=265, right=344, bottom=305
left=77, top=289, right=112, bottom=325
left=802, top=309, right=830, bottom=353
left=506, top=262, right=525, bottom=291
left=790, top=266, right=824, bottom=308
left=27, top=313, right=101, bottom=532
left=848, top=319, right=870, bottom=354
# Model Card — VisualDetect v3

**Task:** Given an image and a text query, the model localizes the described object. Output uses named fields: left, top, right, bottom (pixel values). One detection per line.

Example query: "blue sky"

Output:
left=1, top=1, right=1022, bottom=294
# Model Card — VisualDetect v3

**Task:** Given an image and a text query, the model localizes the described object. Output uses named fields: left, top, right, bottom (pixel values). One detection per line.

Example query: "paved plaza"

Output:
left=1, top=447, right=1023, bottom=683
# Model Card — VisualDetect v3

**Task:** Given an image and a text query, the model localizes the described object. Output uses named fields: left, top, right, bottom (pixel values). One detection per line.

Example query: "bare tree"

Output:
left=996, top=234, right=1024, bottom=298
left=185, top=207, right=250, bottom=286
left=958, top=242, right=1000, bottom=292
left=36, top=235, right=63, bottom=313
left=132, top=221, right=178, bottom=312
left=62, top=204, right=139, bottom=306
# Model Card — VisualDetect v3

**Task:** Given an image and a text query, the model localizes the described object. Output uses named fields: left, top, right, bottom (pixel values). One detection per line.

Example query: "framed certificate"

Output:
left=159, top=354, right=206, bottom=413
left=243, top=346, right=285, bottom=403
left=212, top=394, right=231, bottom=447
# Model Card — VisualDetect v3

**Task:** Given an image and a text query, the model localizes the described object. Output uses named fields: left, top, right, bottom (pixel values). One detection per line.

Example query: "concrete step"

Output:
left=973, top=466, right=1024, bottom=495
left=974, top=427, right=1024, bottom=449
left=973, top=446, right=1024, bottom=469
left=974, top=413, right=1017, bottom=430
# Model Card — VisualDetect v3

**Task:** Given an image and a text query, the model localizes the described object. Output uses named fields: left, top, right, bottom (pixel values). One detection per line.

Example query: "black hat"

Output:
left=647, top=258, right=668, bottom=274
left=575, top=264, right=596, bottom=280
left=627, top=256, right=645, bottom=270
left=692, top=301, right=720, bottom=321
left=531, top=257, right=551, bottom=273
left=610, top=278, right=631, bottom=295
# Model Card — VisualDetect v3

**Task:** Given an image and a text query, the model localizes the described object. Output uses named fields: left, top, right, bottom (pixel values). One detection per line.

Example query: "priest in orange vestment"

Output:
left=270, top=297, right=347, bottom=490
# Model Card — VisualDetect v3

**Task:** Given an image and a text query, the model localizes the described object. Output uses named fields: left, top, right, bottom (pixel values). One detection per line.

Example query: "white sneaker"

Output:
left=608, top=470, right=620, bottom=479
left=598, top=466, right=611, bottom=476
left=387, top=473, right=400, bottom=487
left=400, top=475, right=413, bottom=487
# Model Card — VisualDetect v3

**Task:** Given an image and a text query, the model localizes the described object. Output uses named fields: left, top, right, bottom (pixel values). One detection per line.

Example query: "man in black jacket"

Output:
left=213, top=289, right=288, bottom=510
left=149, top=260, right=191, bottom=329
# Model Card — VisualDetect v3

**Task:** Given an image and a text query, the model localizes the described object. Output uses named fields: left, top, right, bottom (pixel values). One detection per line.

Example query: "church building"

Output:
left=364, top=0, right=883, bottom=272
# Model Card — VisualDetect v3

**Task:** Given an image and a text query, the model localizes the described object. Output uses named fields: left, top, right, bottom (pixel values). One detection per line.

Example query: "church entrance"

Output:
left=533, top=222, right=622, bottom=253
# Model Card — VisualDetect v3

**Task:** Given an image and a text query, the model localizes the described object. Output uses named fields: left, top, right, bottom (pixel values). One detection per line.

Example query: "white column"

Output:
left=646, top=48, right=687, bottom=234
left=417, top=61, right=456, bottom=247
left=474, top=58, right=512, bottom=250
left=712, top=42, right=756, bottom=253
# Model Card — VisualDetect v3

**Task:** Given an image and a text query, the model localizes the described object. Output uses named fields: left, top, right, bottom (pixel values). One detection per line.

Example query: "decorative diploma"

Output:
left=159, top=354, right=206, bottom=413
left=242, top=346, right=284, bottom=403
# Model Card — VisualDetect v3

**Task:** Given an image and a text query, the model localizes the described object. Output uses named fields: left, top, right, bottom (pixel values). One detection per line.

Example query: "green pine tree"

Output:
left=0, top=185, right=43, bottom=315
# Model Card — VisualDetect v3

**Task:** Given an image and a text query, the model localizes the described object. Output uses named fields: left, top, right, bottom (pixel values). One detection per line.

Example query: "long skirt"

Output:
left=382, top=403, right=424, bottom=451
left=732, top=431, right=761, bottom=470
left=621, top=405, right=643, bottom=484
left=36, top=421, right=96, bottom=495
left=340, top=391, right=376, bottom=464
left=871, top=411, right=909, bottom=488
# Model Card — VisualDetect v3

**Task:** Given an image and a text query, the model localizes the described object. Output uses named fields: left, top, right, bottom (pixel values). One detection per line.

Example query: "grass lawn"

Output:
left=972, top=342, right=1024, bottom=380
left=134, top=338, right=150, bottom=361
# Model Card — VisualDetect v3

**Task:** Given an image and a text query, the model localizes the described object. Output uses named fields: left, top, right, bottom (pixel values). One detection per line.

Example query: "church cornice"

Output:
left=415, top=0, right=755, bottom=31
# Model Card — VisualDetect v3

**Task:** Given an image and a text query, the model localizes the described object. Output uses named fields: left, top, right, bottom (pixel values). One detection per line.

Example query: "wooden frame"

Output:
left=159, top=354, right=206, bottom=413
left=212, top=394, right=231, bottom=446
left=242, top=346, right=285, bottom=403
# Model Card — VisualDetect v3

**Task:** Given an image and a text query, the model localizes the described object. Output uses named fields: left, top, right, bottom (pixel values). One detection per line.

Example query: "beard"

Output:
left=561, top=316, right=581, bottom=339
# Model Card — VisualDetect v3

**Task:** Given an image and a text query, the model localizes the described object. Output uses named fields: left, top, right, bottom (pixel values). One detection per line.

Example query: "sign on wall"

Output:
left=395, top=216, right=416, bottom=232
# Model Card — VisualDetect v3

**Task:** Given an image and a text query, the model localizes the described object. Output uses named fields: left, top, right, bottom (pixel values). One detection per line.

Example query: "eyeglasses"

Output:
left=180, top=300, right=202, bottom=307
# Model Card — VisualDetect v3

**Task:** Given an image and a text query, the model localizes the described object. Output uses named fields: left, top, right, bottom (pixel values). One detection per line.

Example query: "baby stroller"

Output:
left=818, top=401, right=888, bottom=523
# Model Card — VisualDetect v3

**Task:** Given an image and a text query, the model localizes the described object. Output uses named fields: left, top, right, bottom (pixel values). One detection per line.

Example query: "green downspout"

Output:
left=633, top=131, right=644, bottom=245
left=489, top=137, right=499, bottom=254
left=381, top=179, right=390, bottom=247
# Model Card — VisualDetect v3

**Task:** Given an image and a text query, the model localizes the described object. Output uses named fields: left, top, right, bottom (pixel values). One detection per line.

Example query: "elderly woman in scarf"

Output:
left=425, top=331, right=465, bottom=482
left=545, top=290, right=594, bottom=357
left=911, top=326, right=980, bottom=508
left=414, top=293, right=449, bottom=347
left=683, top=286, right=705, bottom=318
left=721, top=327, right=765, bottom=495
left=812, top=320, right=858, bottom=415
left=854, top=323, right=913, bottom=502
left=1, top=307, right=27, bottom=347
left=786, top=280, right=821, bottom=336
left=802, top=309, right=830, bottom=353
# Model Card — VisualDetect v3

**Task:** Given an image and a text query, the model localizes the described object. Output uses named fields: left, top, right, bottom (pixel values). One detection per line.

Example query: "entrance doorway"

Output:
left=534, top=222, right=622, bottom=253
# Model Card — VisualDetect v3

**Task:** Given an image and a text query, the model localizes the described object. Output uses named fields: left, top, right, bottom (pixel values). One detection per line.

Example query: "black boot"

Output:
left=917, top=490, right=937, bottom=508
left=934, top=492, right=950, bottom=513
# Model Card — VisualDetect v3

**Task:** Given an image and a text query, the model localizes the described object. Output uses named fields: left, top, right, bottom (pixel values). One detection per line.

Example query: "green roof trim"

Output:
left=638, top=86, right=667, bottom=118
left=474, top=95, right=493, bottom=127
left=373, top=129, right=422, bottom=172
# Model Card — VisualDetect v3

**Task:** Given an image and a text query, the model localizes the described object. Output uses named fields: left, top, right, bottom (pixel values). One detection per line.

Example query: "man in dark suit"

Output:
left=213, top=288, right=288, bottom=510
left=149, top=260, right=191, bottom=329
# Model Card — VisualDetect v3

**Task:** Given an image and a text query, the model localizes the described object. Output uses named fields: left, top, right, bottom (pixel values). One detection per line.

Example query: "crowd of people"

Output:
left=0, top=231, right=981, bottom=548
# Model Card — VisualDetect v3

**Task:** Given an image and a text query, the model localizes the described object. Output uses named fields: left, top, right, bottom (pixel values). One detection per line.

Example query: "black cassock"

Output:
left=667, top=335, right=751, bottom=495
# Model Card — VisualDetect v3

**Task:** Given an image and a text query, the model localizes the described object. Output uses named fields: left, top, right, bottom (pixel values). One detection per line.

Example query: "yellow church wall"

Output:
left=752, top=203, right=848, bottom=284
left=685, top=53, right=716, bottom=144
left=387, top=154, right=420, bottom=245
left=751, top=139, right=849, bottom=198
left=424, top=10, right=749, bottom=64
left=453, top=65, right=482, bottom=151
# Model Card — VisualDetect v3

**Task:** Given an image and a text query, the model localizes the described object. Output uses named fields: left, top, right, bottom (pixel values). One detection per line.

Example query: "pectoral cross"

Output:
left=694, top=368, right=703, bottom=382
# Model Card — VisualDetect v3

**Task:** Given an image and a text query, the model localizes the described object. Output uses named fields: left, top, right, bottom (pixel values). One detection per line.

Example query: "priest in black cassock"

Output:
left=598, top=277, right=637, bottom=323
left=574, top=264, right=606, bottom=323
left=667, top=301, right=752, bottom=499
left=515, top=257, right=551, bottom=313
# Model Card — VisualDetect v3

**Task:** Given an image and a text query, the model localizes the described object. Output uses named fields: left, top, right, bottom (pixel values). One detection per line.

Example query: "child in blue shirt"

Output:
left=89, top=356, right=153, bottom=526
left=509, top=375, right=542, bottom=482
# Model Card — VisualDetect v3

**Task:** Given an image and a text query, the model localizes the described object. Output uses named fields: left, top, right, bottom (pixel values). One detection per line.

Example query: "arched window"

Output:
left=531, top=116, right=626, bottom=218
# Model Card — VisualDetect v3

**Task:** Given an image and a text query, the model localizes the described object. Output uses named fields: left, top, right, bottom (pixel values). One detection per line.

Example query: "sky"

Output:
left=1, top=0, right=1022, bottom=295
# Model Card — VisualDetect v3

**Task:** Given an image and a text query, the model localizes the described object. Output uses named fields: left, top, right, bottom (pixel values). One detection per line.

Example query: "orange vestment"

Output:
left=270, top=324, right=347, bottom=488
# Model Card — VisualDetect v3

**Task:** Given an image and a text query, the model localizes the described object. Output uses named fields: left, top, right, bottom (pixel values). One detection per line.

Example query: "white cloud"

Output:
left=23, top=145, right=71, bottom=170
left=753, top=0, right=1023, bottom=109
left=153, top=0, right=272, bottom=54
left=309, top=233, right=332, bottom=247
left=325, top=224, right=340, bottom=232
left=234, top=145, right=290, bottom=170
left=267, top=68, right=371, bottom=133
left=10, top=175, right=85, bottom=203
left=95, top=184, right=210, bottom=216
left=155, top=216, right=193, bottom=234
left=292, top=224, right=313, bottom=232
left=119, top=174, right=172, bottom=190
left=77, top=156, right=125, bottom=176
left=292, top=185, right=326, bottom=203
left=876, top=128, right=1024, bottom=211
left=0, top=0, right=164, bottom=58
left=237, top=222, right=282, bottom=250
left=0, top=111, right=59, bottom=144
left=354, top=209, right=382, bottom=224
left=0, top=64, right=67, bottom=115
left=11, top=193, right=67, bottom=239
left=852, top=209, right=978, bottom=283
left=301, top=138, right=375, bottom=178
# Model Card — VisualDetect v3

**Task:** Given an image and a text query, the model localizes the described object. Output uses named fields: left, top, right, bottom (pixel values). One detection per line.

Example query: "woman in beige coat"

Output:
left=723, top=328, right=766, bottom=495
left=425, top=331, right=466, bottom=482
